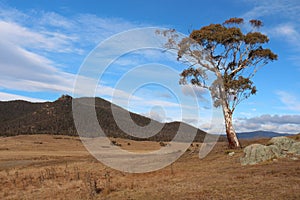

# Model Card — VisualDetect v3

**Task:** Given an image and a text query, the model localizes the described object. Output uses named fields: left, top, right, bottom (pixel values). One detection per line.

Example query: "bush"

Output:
left=111, top=140, right=121, bottom=146
left=159, top=141, right=166, bottom=147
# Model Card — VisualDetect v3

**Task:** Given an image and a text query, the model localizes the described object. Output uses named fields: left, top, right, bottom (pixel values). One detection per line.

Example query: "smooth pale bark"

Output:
left=222, top=103, right=241, bottom=149
left=216, top=77, right=241, bottom=149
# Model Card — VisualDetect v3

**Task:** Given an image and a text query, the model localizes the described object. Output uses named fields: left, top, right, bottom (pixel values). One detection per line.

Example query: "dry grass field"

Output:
left=0, top=134, right=299, bottom=199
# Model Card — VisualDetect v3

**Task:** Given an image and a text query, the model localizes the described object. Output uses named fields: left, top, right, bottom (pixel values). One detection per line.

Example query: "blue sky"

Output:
left=0, top=0, right=299, bottom=134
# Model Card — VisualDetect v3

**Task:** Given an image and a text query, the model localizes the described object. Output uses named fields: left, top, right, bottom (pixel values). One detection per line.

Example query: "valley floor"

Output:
left=0, top=134, right=299, bottom=199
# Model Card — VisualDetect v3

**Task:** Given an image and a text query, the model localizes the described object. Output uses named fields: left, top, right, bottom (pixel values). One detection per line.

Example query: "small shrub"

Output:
left=159, top=141, right=166, bottom=147
left=111, top=140, right=121, bottom=146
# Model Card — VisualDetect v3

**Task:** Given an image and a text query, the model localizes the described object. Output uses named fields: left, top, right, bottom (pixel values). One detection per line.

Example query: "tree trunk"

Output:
left=223, top=105, right=241, bottom=149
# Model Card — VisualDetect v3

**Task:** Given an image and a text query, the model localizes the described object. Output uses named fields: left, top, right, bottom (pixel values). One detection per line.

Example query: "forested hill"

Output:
left=0, top=95, right=223, bottom=142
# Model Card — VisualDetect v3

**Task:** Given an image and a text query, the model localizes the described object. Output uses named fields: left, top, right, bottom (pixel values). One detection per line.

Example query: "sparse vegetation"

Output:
left=111, top=140, right=121, bottom=146
left=159, top=141, right=166, bottom=147
left=0, top=134, right=299, bottom=199
left=0, top=96, right=223, bottom=143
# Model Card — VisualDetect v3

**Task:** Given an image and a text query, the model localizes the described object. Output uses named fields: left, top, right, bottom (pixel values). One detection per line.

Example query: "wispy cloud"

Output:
left=0, top=18, right=80, bottom=54
left=181, top=84, right=208, bottom=100
left=242, top=0, right=300, bottom=20
left=0, top=5, right=145, bottom=99
left=0, top=92, right=46, bottom=102
left=269, top=23, right=300, bottom=51
left=241, top=0, right=300, bottom=65
left=0, top=38, right=75, bottom=93
left=276, top=91, right=300, bottom=112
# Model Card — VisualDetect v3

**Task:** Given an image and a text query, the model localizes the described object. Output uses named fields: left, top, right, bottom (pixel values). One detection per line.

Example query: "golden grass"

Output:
left=0, top=134, right=299, bottom=199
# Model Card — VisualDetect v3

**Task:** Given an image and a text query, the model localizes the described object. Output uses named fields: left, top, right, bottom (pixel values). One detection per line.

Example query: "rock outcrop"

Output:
left=288, top=142, right=300, bottom=155
left=267, top=136, right=295, bottom=151
left=240, top=136, right=300, bottom=165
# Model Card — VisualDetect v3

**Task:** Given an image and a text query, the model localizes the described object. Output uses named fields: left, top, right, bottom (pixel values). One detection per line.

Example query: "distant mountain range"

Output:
left=237, top=131, right=291, bottom=140
left=0, top=95, right=224, bottom=142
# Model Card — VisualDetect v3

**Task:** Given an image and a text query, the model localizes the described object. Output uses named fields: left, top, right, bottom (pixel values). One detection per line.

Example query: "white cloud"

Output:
left=268, top=23, right=300, bottom=49
left=242, top=0, right=300, bottom=20
left=242, top=0, right=300, bottom=60
left=183, top=118, right=200, bottom=127
left=273, top=24, right=298, bottom=37
left=142, top=107, right=167, bottom=123
left=38, top=11, right=74, bottom=29
left=75, top=14, right=141, bottom=44
left=0, top=9, right=82, bottom=95
left=0, top=21, right=79, bottom=53
left=276, top=91, right=300, bottom=112
left=0, top=5, right=28, bottom=23
left=142, top=99, right=183, bottom=108
left=181, top=84, right=208, bottom=99
left=234, top=114, right=300, bottom=134
left=0, top=92, right=46, bottom=102
left=0, top=6, right=146, bottom=100
left=238, top=114, right=300, bottom=125
left=97, top=85, right=142, bottom=102
left=0, top=38, right=75, bottom=93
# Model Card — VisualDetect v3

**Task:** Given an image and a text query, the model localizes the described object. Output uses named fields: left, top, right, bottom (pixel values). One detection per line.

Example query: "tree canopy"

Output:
left=160, top=17, right=277, bottom=113
left=157, top=17, right=278, bottom=148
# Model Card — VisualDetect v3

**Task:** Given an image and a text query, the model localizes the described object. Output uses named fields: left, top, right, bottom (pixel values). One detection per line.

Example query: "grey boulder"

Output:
left=267, top=136, right=295, bottom=151
left=240, top=144, right=282, bottom=165
left=288, top=142, right=300, bottom=155
left=241, top=136, right=299, bottom=165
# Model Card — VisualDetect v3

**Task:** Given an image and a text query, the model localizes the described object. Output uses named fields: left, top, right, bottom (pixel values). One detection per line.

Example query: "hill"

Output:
left=237, top=130, right=291, bottom=139
left=0, top=95, right=222, bottom=142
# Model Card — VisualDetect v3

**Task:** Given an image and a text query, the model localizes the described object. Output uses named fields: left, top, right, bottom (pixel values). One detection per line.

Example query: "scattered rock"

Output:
left=241, top=136, right=300, bottom=165
left=290, top=157, right=299, bottom=161
left=228, top=152, right=235, bottom=156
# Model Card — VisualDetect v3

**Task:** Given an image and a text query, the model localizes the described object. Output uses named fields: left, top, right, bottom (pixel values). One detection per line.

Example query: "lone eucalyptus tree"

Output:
left=158, top=18, right=277, bottom=148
